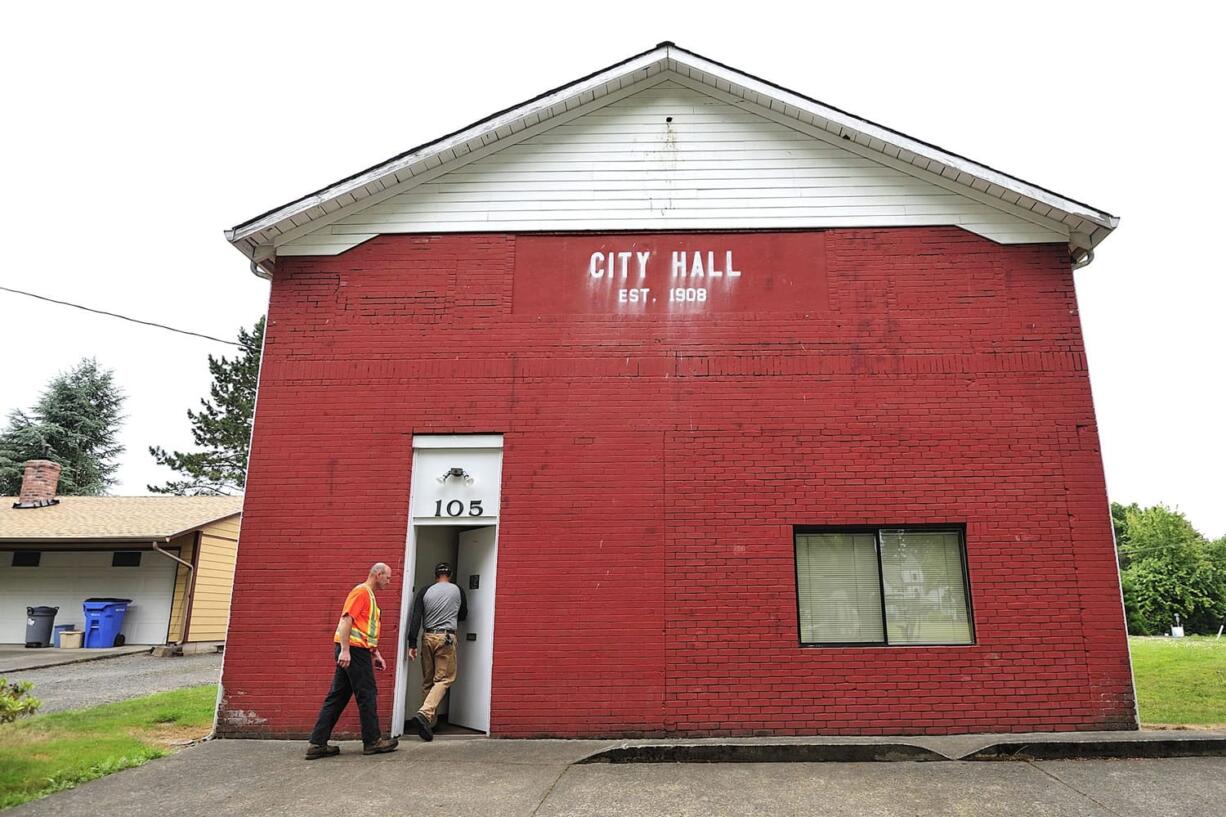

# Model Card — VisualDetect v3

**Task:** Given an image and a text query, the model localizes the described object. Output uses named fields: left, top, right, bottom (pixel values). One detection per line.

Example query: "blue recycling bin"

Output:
left=82, top=598, right=131, bottom=648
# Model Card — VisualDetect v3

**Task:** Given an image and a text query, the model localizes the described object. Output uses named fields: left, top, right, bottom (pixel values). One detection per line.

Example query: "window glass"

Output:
left=112, top=551, right=142, bottom=567
left=796, top=533, right=883, bottom=643
left=879, top=530, right=972, bottom=645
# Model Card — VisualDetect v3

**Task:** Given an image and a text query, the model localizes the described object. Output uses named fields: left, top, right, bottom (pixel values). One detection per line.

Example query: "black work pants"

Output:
left=308, top=644, right=380, bottom=746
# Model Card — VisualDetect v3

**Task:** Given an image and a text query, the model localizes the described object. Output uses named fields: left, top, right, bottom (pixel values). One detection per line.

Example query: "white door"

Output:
left=0, top=550, right=178, bottom=644
left=449, top=526, right=497, bottom=732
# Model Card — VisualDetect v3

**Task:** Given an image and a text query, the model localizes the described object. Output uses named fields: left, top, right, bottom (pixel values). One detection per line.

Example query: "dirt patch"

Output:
left=1143, top=723, right=1226, bottom=731
left=0, top=729, right=46, bottom=750
left=130, top=723, right=210, bottom=748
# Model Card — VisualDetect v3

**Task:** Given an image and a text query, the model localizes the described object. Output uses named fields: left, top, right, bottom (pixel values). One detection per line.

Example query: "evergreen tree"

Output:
left=0, top=358, right=125, bottom=495
left=149, top=317, right=263, bottom=496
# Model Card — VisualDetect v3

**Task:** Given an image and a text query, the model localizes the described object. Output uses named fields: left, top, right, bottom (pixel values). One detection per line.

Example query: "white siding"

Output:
left=0, top=550, right=178, bottom=645
left=279, top=80, right=1067, bottom=256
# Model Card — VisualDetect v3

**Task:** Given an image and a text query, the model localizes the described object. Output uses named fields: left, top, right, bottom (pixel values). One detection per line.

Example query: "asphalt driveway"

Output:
left=6, top=738, right=1224, bottom=817
left=3, top=651, right=221, bottom=713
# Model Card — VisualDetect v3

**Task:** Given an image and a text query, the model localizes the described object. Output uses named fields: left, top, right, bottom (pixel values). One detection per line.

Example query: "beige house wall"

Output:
left=166, top=513, right=241, bottom=643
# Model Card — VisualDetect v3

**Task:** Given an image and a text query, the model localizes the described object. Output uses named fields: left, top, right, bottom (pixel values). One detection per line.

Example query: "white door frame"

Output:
left=391, top=435, right=503, bottom=737
left=391, top=519, right=500, bottom=737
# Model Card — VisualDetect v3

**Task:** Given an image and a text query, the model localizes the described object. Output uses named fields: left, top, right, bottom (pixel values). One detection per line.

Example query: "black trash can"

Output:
left=25, top=606, right=59, bottom=648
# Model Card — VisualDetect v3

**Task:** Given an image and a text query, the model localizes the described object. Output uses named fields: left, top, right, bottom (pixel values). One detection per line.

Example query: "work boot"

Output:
left=413, top=712, right=434, bottom=742
left=363, top=737, right=399, bottom=755
left=304, top=742, right=340, bottom=760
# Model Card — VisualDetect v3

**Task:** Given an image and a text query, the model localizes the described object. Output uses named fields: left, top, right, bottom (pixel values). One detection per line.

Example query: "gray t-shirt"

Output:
left=422, top=583, right=463, bottom=631
left=408, top=580, right=468, bottom=645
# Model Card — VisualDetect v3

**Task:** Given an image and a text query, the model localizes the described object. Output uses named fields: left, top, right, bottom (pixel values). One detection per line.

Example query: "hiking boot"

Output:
left=413, top=712, right=434, bottom=742
left=362, top=737, right=399, bottom=755
left=304, top=742, right=340, bottom=760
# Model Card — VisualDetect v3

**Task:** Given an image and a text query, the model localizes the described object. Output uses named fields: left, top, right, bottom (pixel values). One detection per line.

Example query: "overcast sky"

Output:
left=2, top=2, right=1222, bottom=536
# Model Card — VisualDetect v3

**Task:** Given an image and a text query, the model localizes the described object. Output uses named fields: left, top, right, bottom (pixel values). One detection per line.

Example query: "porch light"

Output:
left=438, top=467, right=474, bottom=485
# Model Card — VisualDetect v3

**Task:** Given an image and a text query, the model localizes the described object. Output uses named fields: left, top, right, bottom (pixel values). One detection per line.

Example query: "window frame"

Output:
left=793, top=524, right=975, bottom=648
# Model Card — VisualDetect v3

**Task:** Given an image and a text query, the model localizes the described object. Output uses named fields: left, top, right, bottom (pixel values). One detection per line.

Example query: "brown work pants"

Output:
left=418, top=632, right=457, bottom=724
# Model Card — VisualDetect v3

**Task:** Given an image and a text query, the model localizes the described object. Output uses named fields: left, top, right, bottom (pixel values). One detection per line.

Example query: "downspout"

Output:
left=153, top=535, right=199, bottom=647
left=1072, top=248, right=1095, bottom=270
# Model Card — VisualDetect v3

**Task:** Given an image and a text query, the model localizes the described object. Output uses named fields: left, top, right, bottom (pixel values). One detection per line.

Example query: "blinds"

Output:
left=879, top=530, right=972, bottom=645
left=796, top=533, right=883, bottom=643
left=794, top=529, right=973, bottom=646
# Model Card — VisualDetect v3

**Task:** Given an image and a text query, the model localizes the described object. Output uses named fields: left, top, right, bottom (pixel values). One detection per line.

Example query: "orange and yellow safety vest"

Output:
left=334, top=584, right=380, bottom=649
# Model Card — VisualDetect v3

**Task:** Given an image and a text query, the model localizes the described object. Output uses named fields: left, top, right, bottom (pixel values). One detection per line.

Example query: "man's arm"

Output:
left=407, top=586, right=428, bottom=649
left=335, top=615, right=354, bottom=667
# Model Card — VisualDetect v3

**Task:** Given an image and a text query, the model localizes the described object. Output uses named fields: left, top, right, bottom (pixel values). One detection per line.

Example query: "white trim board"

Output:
left=412, top=435, right=504, bottom=449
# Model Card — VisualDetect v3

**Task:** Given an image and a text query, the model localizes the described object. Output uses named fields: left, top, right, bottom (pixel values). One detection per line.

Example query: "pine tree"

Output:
left=0, top=358, right=126, bottom=495
left=149, top=317, right=264, bottom=496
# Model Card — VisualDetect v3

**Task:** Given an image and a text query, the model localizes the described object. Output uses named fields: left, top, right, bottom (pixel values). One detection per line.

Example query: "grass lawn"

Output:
left=1130, top=635, right=1226, bottom=727
left=0, top=684, right=216, bottom=810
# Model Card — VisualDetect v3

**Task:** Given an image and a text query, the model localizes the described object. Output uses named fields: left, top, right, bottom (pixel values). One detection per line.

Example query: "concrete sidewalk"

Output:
left=8, top=736, right=1226, bottom=817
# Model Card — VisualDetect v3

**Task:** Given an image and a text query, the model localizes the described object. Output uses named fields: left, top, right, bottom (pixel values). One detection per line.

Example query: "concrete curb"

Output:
left=577, top=734, right=1226, bottom=763
left=964, top=737, right=1226, bottom=761
left=579, top=743, right=947, bottom=763
left=0, top=646, right=151, bottom=674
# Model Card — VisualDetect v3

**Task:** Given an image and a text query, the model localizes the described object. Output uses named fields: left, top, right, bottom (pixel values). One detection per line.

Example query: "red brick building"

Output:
left=220, top=44, right=1134, bottom=739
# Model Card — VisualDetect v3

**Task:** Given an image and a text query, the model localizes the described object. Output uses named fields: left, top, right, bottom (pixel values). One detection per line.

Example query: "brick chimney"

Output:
left=16, top=459, right=61, bottom=508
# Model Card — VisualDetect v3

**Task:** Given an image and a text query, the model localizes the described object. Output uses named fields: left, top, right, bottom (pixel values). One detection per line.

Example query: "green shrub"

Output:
left=1115, top=504, right=1226, bottom=635
left=0, top=678, right=41, bottom=723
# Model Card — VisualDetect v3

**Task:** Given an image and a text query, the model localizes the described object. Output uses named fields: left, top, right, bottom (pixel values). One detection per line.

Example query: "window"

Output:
left=11, top=551, right=41, bottom=567
left=112, top=551, right=142, bottom=567
left=795, top=528, right=973, bottom=646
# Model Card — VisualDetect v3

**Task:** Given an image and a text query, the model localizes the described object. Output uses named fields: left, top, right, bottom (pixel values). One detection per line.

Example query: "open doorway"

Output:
left=400, top=523, right=498, bottom=737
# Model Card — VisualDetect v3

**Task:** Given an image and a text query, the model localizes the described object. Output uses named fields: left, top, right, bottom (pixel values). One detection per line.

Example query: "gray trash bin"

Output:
left=25, top=606, right=59, bottom=648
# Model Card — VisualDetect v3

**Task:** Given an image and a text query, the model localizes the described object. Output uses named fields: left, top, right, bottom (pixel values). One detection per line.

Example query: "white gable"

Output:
left=231, top=44, right=1117, bottom=273
left=279, top=79, right=1067, bottom=256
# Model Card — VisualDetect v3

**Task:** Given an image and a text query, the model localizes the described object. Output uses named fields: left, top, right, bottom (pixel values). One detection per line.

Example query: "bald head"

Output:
left=368, top=562, right=392, bottom=590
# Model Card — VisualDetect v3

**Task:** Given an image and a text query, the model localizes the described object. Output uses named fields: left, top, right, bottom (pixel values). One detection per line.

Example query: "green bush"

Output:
left=1121, top=573, right=1156, bottom=635
left=1114, top=503, right=1226, bottom=635
left=0, top=678, right=41, bottom=723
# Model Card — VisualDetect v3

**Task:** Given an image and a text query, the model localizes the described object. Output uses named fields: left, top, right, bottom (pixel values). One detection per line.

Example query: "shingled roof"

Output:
left=0, top=496, right=243, bottom=543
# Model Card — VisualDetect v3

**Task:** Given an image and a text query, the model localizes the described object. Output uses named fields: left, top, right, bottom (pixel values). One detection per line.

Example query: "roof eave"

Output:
left=227, top=43, right=672, bottom=246
left=664, top=44, right=1119, bottom=232
left=0, top=537, right=166, bottom=546
left=162, top=510, right=243, bottom=542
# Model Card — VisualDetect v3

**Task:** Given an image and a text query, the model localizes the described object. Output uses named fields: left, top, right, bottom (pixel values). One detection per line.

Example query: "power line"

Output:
left=0, top=285, right=240, bottom=346
left=1120, top=541, right=1220, bottom=557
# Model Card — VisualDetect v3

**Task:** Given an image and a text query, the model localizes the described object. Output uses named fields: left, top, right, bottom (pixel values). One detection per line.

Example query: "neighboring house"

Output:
left=0, top=460, right=242, bottom=649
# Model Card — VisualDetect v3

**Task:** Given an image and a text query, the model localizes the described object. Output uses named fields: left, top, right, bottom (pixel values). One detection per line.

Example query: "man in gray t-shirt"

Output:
left=406, top=561, right=467, bottom=741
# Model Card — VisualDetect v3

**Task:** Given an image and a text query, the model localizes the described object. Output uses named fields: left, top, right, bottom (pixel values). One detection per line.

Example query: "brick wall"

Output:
left=218, top=228, right=1136, bottom=738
